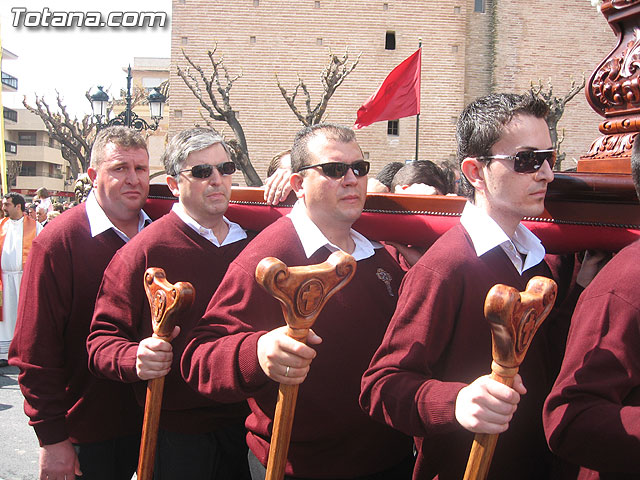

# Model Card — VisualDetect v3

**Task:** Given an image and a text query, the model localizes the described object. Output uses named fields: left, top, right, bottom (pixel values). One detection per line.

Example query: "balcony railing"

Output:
left=17, top=171, right=64, bottom=179
left=3, top=107, right=17, bottom=122
left=5, top=140, right=17, bottom=154
left=1, top=72, right=18, bottom=90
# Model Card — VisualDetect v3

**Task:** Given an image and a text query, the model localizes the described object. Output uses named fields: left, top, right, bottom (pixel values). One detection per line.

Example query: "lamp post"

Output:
left=91, top=65, right=166, bottom=132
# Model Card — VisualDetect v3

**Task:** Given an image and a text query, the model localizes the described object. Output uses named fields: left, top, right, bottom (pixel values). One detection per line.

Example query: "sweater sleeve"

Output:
left=9, top=241, right=75, bottom=446
left=543, top=291, right=640, bottom=473
left=181, top=260, right=273, bottom=403
left=87, top=247, right=146, bottom=384
left=360, top=262, right=467, bottom=438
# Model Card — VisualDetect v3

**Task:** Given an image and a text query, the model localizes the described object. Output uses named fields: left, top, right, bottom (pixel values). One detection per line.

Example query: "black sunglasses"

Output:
left=297, top=161, right=370, bottom=178
left=178, top=161, right=236, bottom=178
left=476, top=149, right=556, bottom=174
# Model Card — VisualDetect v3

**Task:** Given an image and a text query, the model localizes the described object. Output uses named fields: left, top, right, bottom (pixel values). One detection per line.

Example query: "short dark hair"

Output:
left=90, top=126, right=148, bottom=169
left=375, top=162, right=405, bottom=190
left=456, top=92, right=549, bottom=199
left=266, top=149, right=292, bottom=178
left=631, top=137, right=640, bottom=201
left=162, top=127, right=232, bottom=177
left=3, top=192, right=25, bottom=212
left=290, top=123, right=359, bottom=174
left=391, top=160, right=450, bottom=194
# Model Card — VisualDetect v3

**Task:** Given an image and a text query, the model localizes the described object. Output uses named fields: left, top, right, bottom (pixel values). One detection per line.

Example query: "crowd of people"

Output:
left=1, top=90, right=637, bottom=480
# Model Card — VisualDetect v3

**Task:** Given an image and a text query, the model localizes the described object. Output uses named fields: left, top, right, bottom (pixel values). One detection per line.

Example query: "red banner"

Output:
left=354, top=49, right=421, bottom=129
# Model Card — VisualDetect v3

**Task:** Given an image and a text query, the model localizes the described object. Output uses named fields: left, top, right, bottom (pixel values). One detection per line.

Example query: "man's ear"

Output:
left=290, top=172, right=305, bottom=199
left=87, top=167, right=98, bottom=188
left=461, top=157, right=485, bottom=192
left=166, top=175, right=180, bottom=198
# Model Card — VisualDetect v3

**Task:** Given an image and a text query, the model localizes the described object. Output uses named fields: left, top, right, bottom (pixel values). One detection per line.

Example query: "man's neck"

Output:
left=110, top=216, right=140, bottom=240
left=207, top=218, right=228, bottom=244
left=181, top=204, right=229, bottom=244
left=316, top=222, right=355, bottom=254
left=474, top=198, right=521, bottom=241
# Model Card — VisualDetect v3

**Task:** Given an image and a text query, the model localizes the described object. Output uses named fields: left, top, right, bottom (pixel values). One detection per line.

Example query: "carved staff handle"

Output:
left=255, top=251, right=357, bottom=480
left=463, top=276, right=557, bottom=480
left=137, top=268, right=195, bottom=480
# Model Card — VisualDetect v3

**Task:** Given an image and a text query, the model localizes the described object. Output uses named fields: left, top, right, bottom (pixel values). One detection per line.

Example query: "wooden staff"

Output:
left=255, top=251, right=357, bottom=480
left=462, top=276, right=557, bottom=480
left=137, top=268, right=195, bottom=480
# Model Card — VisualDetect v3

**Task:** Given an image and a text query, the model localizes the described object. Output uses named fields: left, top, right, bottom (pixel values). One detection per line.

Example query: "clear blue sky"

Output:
left=0, top=0, right=171, bottom=117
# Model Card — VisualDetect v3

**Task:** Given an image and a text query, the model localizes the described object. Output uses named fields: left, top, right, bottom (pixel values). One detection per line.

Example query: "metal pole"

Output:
left=126, top=65, right=132, bottom=128
left=415, top=114, right=420, bottom=162
left=415, top=39, right=422, bottom=162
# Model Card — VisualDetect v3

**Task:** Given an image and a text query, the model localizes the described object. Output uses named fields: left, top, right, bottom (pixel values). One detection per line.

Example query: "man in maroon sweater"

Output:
left=542, top=141, right=640, bottom=479
left=181, top=124, right=413, bottom=479
left=88, top=127, right=251, bottom=479
left=360, top=93, right=589, bottom=479
left=9, top=127, right=150, bottom=480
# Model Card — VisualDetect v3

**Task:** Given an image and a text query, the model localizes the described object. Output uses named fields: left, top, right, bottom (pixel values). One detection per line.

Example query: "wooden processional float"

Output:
left=145, top=169, right=640, bottom=255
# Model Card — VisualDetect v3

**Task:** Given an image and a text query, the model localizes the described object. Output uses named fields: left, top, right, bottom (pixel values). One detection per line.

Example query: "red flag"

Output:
left=354, top=49, right=421, bottom=129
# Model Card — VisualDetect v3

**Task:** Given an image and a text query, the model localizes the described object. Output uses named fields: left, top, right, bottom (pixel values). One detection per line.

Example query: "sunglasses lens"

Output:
left=320, top=163, right=349, bottom=178
left=351, top=161, right=370, bottom=177
left=514, top=150, right=555, bottom=173
left=318, top=161, right=370, bottom=178
left=191, top=165, right=214, bottom=178
left=218, top=162, right=236, bottom=175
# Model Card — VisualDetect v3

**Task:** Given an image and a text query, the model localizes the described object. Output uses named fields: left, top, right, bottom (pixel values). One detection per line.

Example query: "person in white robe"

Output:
left=0, top=193, right=41, bottom=365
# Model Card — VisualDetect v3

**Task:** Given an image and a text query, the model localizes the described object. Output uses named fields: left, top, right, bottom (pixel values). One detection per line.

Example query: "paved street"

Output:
left=0, top=364, right=39, bottom=480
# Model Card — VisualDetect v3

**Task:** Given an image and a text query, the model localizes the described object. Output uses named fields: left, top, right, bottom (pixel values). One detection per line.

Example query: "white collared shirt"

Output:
left=286, top=200, right=381, bottom=261
left=171, top=202, right=247, bottom=247
left=460, top=201, right=545, bottom=274
left=85, top=190, right=151, bottom=242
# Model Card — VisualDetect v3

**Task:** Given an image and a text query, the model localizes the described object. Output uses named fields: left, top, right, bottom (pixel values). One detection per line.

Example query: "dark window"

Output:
left=387, top=120, right=399, bottom=136
left=385, top=31, right=396, bottom=50
left=474, top=0, right=485, bottom=13
left=18, top=132, right=36, bottom=146
left=20, top=162, right=36, bottom=176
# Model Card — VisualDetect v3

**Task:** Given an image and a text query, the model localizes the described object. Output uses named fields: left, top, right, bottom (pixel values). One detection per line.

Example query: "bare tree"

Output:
left=177, top=46, right=262, bottom=186
left=6, top=159, right=22, bottom=188
left=530, top=75, right=586, bottom=170
left=23, top=80, right=169, bottom=181
left=22, top=91, right=97, bottom=179
left=276, top=50, right=361, bottom=126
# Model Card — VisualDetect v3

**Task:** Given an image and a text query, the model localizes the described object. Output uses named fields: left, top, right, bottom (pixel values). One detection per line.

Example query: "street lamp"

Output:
left=90, top=65, right=166, bottom=132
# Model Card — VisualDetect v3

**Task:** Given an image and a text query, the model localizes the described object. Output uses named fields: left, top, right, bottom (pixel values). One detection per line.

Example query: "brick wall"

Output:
left=170, top=0, right=614, bottom=185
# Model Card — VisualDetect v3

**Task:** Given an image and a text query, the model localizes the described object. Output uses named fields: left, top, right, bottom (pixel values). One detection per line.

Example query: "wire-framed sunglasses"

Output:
left=297, top=160, right=370, bottom=178
left=476, top=149, right=556, bottom=174
left=178, top=161, right=236, bottom=178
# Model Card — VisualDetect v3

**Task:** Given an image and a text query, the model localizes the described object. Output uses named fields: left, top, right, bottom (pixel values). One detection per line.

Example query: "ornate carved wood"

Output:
left=137, top=268, right=195, bottom=480
left=255, top=251, right=356, bottom=480
left=146, top=182, right=640, bottom=253
left=463, top=276, right=558, bottom=480
left=581, top=0, right=640, bottom=172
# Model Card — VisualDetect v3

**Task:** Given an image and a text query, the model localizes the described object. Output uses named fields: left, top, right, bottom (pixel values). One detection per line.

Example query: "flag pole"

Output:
left=415, top=39, right=422, bottom=162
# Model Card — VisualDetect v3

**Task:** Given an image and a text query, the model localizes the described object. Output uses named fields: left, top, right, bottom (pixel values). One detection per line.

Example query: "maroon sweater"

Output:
left=360, top=223, right=570, bottom=480
left=543, top=240, right=640, bottom=479
left=181, top=216, right=412, bottom=479
left=8, top=204, right=142, bottom=446
left=87, top=212, right=250, bottom=433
